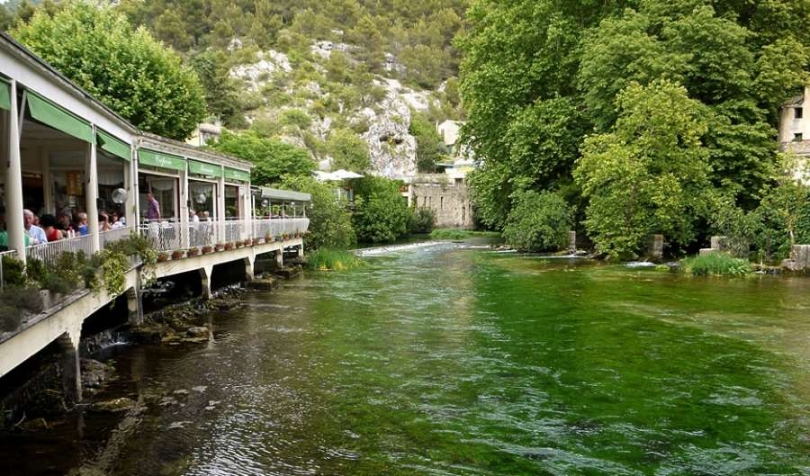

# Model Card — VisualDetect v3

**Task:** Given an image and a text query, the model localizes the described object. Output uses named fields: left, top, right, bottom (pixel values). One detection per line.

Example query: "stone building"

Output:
left=405, top=174, right=474, bottom=229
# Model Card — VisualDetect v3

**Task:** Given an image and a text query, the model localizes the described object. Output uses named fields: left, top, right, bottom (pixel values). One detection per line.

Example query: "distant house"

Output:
left=185, top=122, right=222, bottom=148
left=779, top=86, right=810, bottom=183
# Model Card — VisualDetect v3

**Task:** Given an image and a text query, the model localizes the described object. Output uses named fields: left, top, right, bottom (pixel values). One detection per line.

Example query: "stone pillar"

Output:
left=297, top=244, right=304, bottom=258
left=244, top=255, right=255, bottom=282
left=275, top=249, right=284, bottom=268
left=568, top=231, right=576, bottom=252
left=126, top=281, right=143, bottom=326
left=710, top=236, right=728, bottom=251
left=5, top=80, right=26, bottom=262
left=199, top=264, right=213, bottom=299
left=647, top=234, right=664, bottom=260
left=57, top=328, right=82, bottom=406
left=86, top=129, right=100, bottom=254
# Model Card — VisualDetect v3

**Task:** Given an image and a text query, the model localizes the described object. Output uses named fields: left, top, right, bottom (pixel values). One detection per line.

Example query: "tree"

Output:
left=574, top=80, right=711, bottom=257
left=210, top=131, right=315, bottom=185
left=503, top=190, right=573, bottom=252
left=13, top=1, right=206, bottom=140
left=409, top=113, right=446, bottom=173
left=326, top=129, right=370, bottom=172
left=352, top=176, right=411, bottom=243
left=190, top=50, right=244, bottom=127
left=280, top=175, right=356, bottom=250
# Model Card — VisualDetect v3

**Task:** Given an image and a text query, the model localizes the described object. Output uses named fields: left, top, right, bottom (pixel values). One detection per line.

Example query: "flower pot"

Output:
left=187, top=249, right=200, bottom=257
left=202, top=246, right=213, bottom=254
left=224, top=243, right=234, bottom=251
left=215, top=244, right=225, bottom=252
left=158, top=253, right=170, bottom=262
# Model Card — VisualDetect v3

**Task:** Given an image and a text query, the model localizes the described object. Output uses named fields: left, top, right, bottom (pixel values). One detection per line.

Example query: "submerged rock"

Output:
left=90, top=397, right=135, bottom=413
left=186, top=326, right=208, bottom=338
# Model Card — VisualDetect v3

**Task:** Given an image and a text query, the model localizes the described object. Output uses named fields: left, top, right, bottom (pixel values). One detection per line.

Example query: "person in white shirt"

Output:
left=23, top=209, right=47, bottom=246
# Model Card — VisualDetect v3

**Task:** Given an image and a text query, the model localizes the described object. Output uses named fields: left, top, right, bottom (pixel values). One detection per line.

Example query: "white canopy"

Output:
left=314, top=170, right=364, bottom=182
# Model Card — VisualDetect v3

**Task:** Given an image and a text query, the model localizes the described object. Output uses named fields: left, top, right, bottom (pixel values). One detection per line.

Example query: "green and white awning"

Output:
left=0, top=78, right=9, bottom=111
left=27, top=91, right=93, bottom=143
left=138, top=149, right=185, bottom=171
left=188, top=159, right=222, bottom=177
left=97, top=129, right=131, bottom=161
left=224, top=167, right=250, bottom=182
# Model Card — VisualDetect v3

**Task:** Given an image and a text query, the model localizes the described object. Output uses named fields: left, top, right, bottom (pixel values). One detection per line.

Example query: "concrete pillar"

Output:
left=244, top=255, right=255, bottom=282
left=297, top=244, right=304, bottom=258
left=57, top=328, right=82, bottom=406
left=126, top=281, right=143, bottom=326
left=86, top=129, right=100, bottom=254
left=199, top=264, right=213, bottom=299
left=6, top=80, right=26, bottom=262
left=275, top=249, right=284, bottom=268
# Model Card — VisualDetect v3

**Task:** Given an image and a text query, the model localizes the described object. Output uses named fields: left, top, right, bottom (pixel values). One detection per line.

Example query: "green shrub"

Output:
left=306, top=249, right=363, bottom=271
left=681, top=253, right=752, bottom=277
left=409, top=207, right=436, bottom=234
left=1, top=255, right=26, bottom=287
left=503, top=190, right=573, bottom=252
left=352, top=177, right=411, bottom=243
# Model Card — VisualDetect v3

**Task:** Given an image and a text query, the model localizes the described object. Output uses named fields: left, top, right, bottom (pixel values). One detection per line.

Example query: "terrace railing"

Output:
left=100, top=226, right=134, bottom=249
left=138, top=219, right=182, bottom=252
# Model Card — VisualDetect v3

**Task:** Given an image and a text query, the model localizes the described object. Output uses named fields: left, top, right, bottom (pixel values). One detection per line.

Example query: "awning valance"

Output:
left=27, top=91, right=94, bottom=143
left=138, top=149, right=185, bottom=171
left=0, top=78, right=9, bottom=111
left=224, top=167, right=250, bottom=182
left=188, top=159, right=222, bottom=177
left=97, top=130, right=131, bottom=161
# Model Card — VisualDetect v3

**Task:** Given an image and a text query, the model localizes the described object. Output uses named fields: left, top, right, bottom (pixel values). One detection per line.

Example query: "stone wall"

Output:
left=411, top=183, right=474, bottom=229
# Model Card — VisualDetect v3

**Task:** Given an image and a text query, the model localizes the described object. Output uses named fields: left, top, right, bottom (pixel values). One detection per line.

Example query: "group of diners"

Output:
left=0, top=208, right=127, bottom=248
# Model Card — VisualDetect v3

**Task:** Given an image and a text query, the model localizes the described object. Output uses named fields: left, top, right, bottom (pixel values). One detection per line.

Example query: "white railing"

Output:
left=189, top=221, right=217, bottom=248
left=100, top=226, right=134, bottom=249
left=0, top=249, right=19, bottom=291
left=138, top=219, right=182, bottom=252
left=26, top=234, right=94, bottom=265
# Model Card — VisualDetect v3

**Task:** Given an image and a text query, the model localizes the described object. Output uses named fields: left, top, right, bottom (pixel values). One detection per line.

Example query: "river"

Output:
left=3, top=241, right=810, bottom=475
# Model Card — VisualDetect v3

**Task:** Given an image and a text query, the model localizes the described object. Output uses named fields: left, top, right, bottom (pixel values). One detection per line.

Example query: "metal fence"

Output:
left=26, top=234, right=94, bottom=265
left=138, top=219, right=182, bottom=252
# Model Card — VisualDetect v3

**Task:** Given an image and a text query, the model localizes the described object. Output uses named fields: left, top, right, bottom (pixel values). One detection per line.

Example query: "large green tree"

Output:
left=210, top=131, right=315, bottom=185
left=280, top=175, right=356, bottom=250
left=574, top=80, right=711, bottom=257
left=13, top=1, right=206, bottom=140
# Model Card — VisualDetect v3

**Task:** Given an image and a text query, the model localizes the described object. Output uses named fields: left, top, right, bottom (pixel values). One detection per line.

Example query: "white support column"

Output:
left=40, top=145, right=52, bottom=214
left=179, top=166, right=189, bottom=249
left=86, top=126, right=100, bottom=254
left=217, top=173, right=226, bottom=243
left=242, top=185, right=252, bottom=241
left=6, top=80, right=26, bottom=262
left=125, top=146, right=137, bottom=228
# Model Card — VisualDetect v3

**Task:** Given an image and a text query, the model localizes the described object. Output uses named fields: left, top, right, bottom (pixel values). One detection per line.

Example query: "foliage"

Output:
left=103, top=233, right=159, bottom=284
left=708, top=197, right=762, bottom=259
left=409, top=207, right=436, bottom=234
left=0, top=287, right=43, bottom=331
left=279, top=175, right=355, bottom=250
left=574, top=80, right=711, bottom=258
left=352, top=176, right=411, bottom=243
left=306, top=248, right=363, bottom=271
left=210, top=130, right=314, bottom=185
left=1, top=255, right=26, bottom=288
left=410, top=113, right=446, bottom=173
left=190, top=50, right=245, bottom=127
left=459, top=0, right=810, bottom=244
left=94, top=250, right=129, bottom=297
left=429, top=229, right=498, bottom=240
left=12, top=1, right=206, bottom=140
left=326, top=128, right=370, bottom=172
left=502, top=190, right=573, bottom=252
left=681, top=253, right=751, bottom=277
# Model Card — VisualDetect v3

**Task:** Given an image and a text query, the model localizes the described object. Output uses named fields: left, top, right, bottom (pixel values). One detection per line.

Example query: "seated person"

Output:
left=39, top=214, right=64, bottom=242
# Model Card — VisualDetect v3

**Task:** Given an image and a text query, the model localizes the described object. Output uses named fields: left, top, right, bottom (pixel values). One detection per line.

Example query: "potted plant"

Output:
left=224, top=242, right=234, bottom=251
left=252, top=237, right=262, bottom=246
left=264, top=232, right=272, bottom=242
left=235, top=240, right=244, bottom=248
left=215, top=243, right=225, bottom=252
left=187, top=247, right=200, bottom=257
left=244, top=238, right=253, bottom=247
left=171, top=250, right=185, bottom=260
left=202, top=245, right=213, bottom=254
left=158, top=252, right=170, bottom=262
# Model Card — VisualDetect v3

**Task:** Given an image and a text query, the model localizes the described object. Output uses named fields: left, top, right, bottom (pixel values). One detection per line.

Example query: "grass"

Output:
left=681, top=252, right=752, bottom=277
left=429, top=229, right=500, bottom=240
left=307, top=249, right=363, bottom=271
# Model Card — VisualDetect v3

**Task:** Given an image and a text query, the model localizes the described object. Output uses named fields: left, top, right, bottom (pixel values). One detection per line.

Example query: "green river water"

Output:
left=4, top=241, right=810, bottom=475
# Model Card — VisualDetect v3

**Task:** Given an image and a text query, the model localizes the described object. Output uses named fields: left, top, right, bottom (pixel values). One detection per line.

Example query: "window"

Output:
left=797, top=108, right=804, bottom=119
left=794, top=133, right=803, bottom=142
